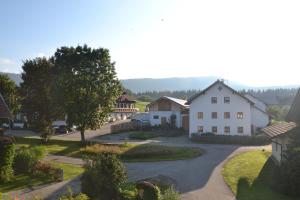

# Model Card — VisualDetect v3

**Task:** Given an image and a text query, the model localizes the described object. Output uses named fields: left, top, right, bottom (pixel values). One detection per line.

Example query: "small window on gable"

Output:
left=224, top=97, right=230, bottom=103
left=211, top=97, right=217, bottom=104
left=212, top=126, right=218, bottom=133
left=237, top=112, right=243, bottom=119
left=197, top=112, right=203, bottom=119
left=238, top=126, right=244, bottom=134
left=153, top=115, right=159, bottom=119
left=197, top=126, right=204, bottom=133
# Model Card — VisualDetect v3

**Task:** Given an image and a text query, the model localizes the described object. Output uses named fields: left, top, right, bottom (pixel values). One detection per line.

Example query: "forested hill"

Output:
left=133, top=88, right=298, bottom=106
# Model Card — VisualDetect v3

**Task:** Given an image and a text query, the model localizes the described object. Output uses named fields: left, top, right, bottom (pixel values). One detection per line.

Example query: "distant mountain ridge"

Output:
left=1, top=72, right=299, bottom=92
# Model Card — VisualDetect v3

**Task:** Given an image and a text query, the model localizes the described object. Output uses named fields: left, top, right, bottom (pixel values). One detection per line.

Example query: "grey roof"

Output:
left=148, top=96, right=188, bottom=108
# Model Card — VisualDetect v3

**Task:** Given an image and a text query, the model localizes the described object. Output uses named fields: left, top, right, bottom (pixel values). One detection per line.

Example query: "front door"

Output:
left=161, top=117, right=167, bottom=125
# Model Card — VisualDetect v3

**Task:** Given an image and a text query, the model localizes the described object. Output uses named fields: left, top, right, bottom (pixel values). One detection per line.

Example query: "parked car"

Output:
left=53, top=125, right=69, bottom=134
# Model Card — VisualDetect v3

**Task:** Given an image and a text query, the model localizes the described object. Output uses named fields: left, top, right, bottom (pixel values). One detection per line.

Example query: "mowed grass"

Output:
left=15, top=137, right=203, bottom=162
left=222, top=150, right=296, bottom=200
left=0, top=162, right=83, bottom=193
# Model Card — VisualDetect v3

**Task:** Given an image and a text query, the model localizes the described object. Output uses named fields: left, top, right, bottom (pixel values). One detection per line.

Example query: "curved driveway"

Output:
left=125, top=137, right=270, bottom=200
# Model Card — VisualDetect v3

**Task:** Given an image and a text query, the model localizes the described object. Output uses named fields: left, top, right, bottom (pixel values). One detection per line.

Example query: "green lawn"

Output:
left=15, top=137, right=203, bottom=162
left=222, top=150, right=296, bottom=200
left=128, top=130, right=184, bottom=140
left=0, top=162, right=83, bottom=193
left=135, top=101, right=149, bottom=112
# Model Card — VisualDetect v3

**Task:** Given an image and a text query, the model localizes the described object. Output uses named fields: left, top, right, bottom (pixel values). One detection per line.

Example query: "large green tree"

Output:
left=53, top=45, right=122, bottom=143
left=20, top=58, right=57, bottom=142
left=0, top=74, right=20, bottom=115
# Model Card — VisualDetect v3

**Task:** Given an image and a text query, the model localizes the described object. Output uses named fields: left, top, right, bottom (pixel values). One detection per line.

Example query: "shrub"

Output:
left=0, top=138, right=15, bottom=183
left=161, top=187, right=180, bottom=200
left=81, top=153, right=127, bottom=200
left=190, top=134, right=269, bottom=145
left=14, top=146, right=46, bottom=174
left=272, top=150, right=300, bottom=197
left=136, top=181, right=161, bottom=200
left=59, top=188, right=90, bottom=200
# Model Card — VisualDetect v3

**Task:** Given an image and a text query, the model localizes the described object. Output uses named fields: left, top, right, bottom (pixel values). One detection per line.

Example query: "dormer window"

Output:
left=211, top=97, right=217, bottom=104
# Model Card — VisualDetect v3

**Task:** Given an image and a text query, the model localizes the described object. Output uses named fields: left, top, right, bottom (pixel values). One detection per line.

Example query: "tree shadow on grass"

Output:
left=236, top=158, right=295, bottom=200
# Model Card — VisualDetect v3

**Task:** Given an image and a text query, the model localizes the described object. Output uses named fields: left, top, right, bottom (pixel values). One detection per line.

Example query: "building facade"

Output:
left=110, top=92, right=138, bottom=121
left=187, top=80, right=270, bottom=137
left=148, top=96, right=189, bottom=130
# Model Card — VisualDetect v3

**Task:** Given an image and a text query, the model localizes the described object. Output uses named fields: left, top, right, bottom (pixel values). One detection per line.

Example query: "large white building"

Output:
left=186, top=80, right=270, bottom=137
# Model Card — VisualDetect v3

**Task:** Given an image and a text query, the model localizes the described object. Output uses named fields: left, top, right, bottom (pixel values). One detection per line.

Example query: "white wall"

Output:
left=271, top=137, right=290, bottom=164
left=251, top=106, right=269, bottom=129
left=189, top=83, right=252, bottom=137
left=149, top=111, right=181, bottom=128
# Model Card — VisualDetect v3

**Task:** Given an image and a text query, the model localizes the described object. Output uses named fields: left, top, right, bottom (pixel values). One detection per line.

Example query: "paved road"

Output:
left=5, top=120, right=131, bottom=141
left=6, top=136, right=270, bottom=200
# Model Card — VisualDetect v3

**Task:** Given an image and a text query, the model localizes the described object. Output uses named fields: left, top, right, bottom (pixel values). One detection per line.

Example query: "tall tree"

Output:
left=53, top=45, right=122, bottom=143
left=0, top=74, right=20, bottom=115
left=20, top=58, right=57, bottom=142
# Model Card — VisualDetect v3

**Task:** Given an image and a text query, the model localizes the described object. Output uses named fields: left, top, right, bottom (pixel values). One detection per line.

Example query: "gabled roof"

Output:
left=286, top=88, right=300, bottom=123
left=0, top=93, right=13, bottom=119
left=244, top=93, right=268, bottom=106
left=186, top=80, right=254, bottom=105
left=262, top=122, right=297, bottom=139
left=148, top=96, right=188, bottom=109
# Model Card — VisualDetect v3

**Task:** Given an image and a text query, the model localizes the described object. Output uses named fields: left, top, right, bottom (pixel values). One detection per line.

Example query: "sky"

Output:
left=1, top=0, right=300, bottom=87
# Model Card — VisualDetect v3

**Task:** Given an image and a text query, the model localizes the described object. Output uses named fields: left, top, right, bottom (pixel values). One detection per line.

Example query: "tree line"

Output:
left=132, top=88, right=298, bottom=106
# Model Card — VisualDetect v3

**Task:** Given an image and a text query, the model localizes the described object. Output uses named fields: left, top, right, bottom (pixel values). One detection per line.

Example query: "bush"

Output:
left=59, top=188, right=90, bottom=200
left=0, top=138, right=15, bottom=183
left=272, top=150, right=300, bottom=197
left=14, top=146, right=46, bottom=174
left=80, top=144, right=129, bottom=156
left=136, top=181, right=161, bottom=200
left=81, top=153, right=127, bottom=200
left=190, top=134, right=269, bottom=145
left=161, top=186, right=180, bottom=200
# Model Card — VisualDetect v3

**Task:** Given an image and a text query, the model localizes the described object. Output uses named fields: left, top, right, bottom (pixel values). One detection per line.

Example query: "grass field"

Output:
left=0, top=162, right=83, bottom=193
left=222, top=150, right=296, bottom=200
left=135, top=101, right=149, bottom=112
left=15, top=137, right=203, bottom=162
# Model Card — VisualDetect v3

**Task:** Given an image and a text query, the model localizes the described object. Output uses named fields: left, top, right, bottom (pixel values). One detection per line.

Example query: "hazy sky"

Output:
left=1, top=0, right=300, bottom=86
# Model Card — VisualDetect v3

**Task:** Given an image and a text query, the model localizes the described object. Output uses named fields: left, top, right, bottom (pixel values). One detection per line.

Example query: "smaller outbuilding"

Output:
left=262, top=122, right=297, bottom=164
left=147, top=96, right=189, bottom=130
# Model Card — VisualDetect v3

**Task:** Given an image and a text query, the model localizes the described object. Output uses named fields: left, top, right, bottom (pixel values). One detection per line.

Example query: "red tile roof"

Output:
left=0, top=93, right=13, bottom=119
left=116, top=92, right=136, bottom=103
left=262, top=122, right=297, bottom=139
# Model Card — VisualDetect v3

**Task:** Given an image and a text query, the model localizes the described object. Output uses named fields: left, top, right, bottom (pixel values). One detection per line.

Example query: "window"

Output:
left=212, top=112, right=218, bottom=119
left=224, top=126, right=230, bottom=134
left=237, top=112, right=243, bottom=119
left=224, top=112, right=230, bottom=119
left=212, top=126, right=218, bottom=133
left=197, top=126, right=204, bottom=133
left=153, top=115, right=159, bottom=119
left=197, top=112, right=203, bottom=119
left=237, top=126, right=244, bottom=134
left=211, top=97, right=217, bottom=104
left=224, top=97, right=230, bottom=103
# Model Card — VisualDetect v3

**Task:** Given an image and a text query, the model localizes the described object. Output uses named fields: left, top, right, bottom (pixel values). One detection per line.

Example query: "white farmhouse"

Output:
left=186, top=80, right=270, bottom=137
left=148, top=96, right=189, bottom=130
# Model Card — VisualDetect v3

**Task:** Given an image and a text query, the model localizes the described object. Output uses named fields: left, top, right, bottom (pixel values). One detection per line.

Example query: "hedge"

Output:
left=0, top=137, right=15, bottom=183
left=190, top=133, right=269, bottom=145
